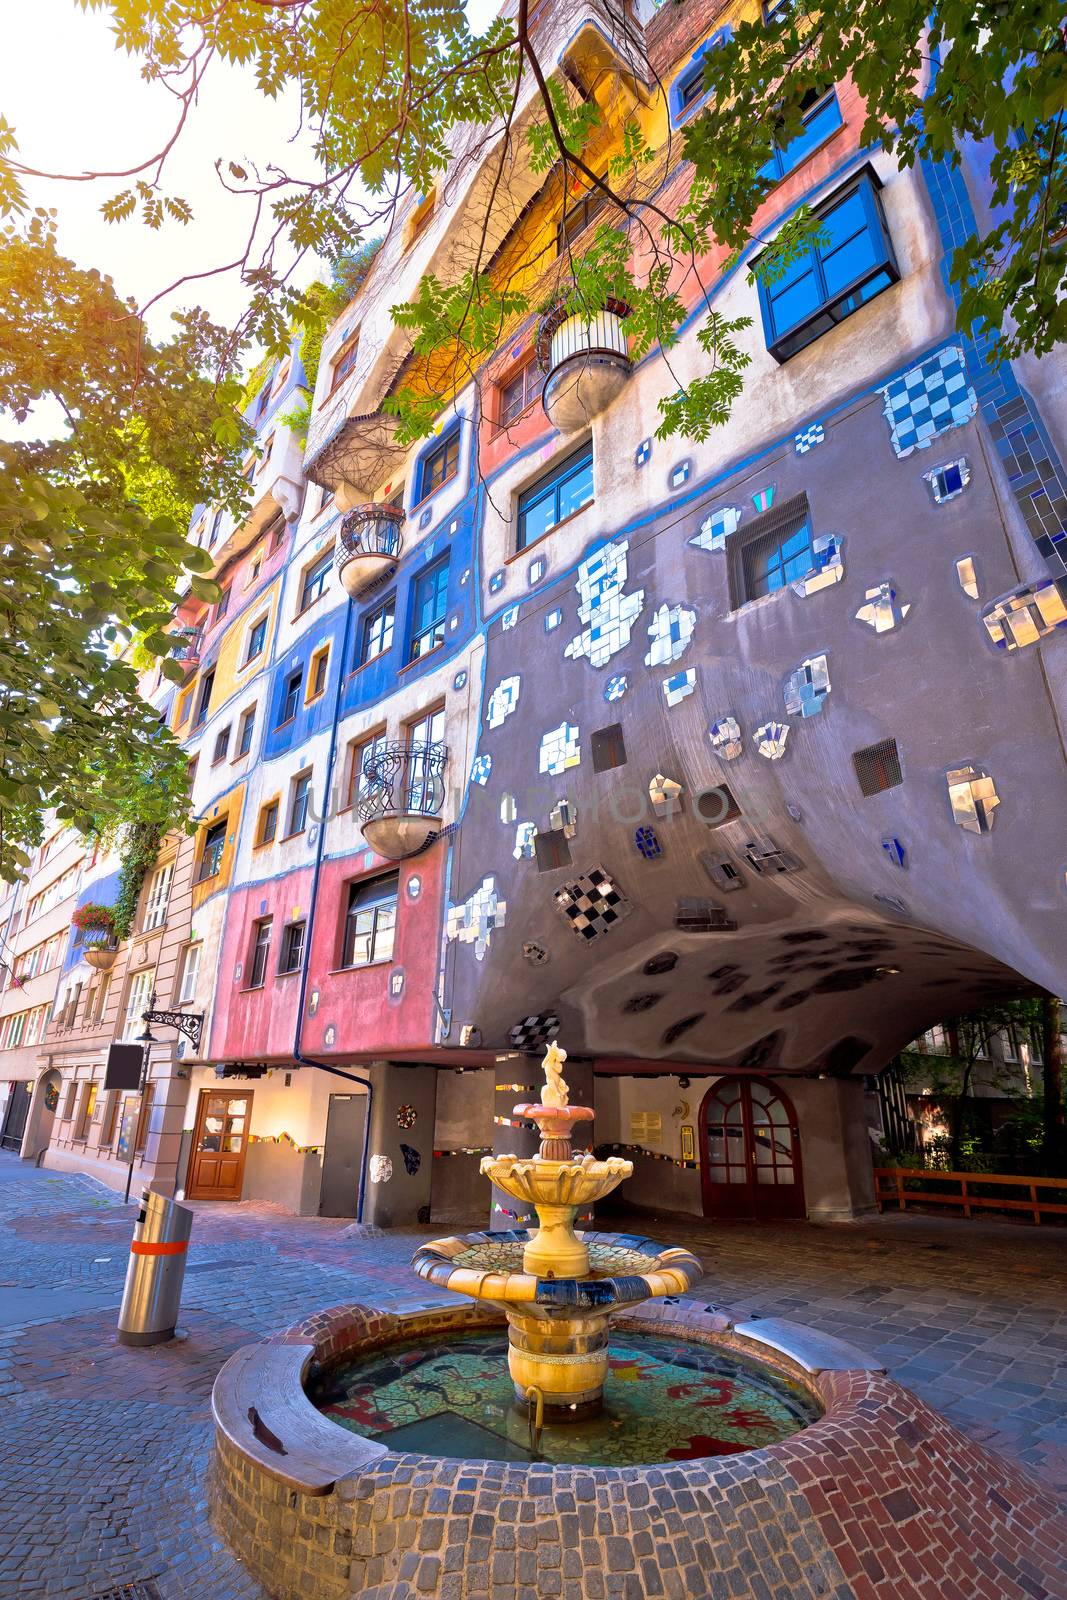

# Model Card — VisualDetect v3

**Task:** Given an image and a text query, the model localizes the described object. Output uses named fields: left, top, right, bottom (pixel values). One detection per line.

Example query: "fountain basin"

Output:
left=211, top=1297, right=886, bottom=1600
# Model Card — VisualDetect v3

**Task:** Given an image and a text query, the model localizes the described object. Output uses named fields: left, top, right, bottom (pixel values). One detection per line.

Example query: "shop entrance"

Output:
left=186, top=1088, right=253, bottom=1201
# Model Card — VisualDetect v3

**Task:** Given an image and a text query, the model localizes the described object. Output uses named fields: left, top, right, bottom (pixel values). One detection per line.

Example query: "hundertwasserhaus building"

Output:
left=2, top=0, right=1066, bottom=1225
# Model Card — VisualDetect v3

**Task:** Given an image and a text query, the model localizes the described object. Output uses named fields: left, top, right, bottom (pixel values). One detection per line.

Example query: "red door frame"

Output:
left=697, top=1076, right=806, bottom=1221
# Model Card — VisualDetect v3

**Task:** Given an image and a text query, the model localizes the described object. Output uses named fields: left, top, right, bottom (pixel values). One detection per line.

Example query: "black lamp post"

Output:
left=125, top=1016, right=157, bottom=1204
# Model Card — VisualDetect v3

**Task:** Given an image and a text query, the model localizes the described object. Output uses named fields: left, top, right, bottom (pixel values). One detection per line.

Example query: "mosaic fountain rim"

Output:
left=411, top=1226, right=704, bottom=1305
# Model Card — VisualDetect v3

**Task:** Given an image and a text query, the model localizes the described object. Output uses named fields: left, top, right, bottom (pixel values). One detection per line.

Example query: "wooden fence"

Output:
left=873, top=1166, right=1067, bottom=1225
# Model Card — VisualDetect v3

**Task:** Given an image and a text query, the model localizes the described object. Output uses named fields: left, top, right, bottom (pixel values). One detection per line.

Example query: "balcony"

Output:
left=305, top=399, right=408, bottom=504
left=536, top=295, right=631, bottom=433
left=357, top=741, right=448, bottom=860
left=336, top=505, right=404, bottom=599
left=173, top=629, right=202, bottom=679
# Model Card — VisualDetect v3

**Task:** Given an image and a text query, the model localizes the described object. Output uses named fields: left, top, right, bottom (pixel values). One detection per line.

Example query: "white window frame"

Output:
left=142, top=860, right=174, bottom=933
left=123, top=968, right=156, bottom=1041
left=176, top=943, right=202, bottom=1005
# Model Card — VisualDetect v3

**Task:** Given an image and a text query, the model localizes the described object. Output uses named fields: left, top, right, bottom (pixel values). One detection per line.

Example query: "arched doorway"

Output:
left=20, top=1069, right=61, bottom=1164
left=698, top=1077, right=806, bottom=1220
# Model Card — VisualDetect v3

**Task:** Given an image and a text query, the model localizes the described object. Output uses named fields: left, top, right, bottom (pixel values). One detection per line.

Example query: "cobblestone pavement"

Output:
left=0, top=1155, right=1064, bottom=1599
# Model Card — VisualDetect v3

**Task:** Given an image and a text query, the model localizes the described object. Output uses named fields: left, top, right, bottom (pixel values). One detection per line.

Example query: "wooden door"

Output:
left=186, top=1089, right=253, bottom=1201
left=699, top=1077, right=805, bottom=1220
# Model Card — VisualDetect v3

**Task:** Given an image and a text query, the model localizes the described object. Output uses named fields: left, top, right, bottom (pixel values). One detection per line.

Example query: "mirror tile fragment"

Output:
left=446, top=875, right=506, bottom=960
left=955, top=557, right=980, bottom=600
left=855, top=582, right=911, bottom=632
left=783, top=654, right=830, bottom=718
left=649, top=774, right=684, bottom=817
left=663, top=669, right=696, bottom=706
left=792, top=534, right=844, bottom=596
left=690, top=505, right=741, bottom=554
left=709, top=716, right=743, bottom=759
left=947, top=765, right=1000, bottom=834
left=981, top=578, right=1067, bottom=651
left=754, top=721, right=790, bottom=760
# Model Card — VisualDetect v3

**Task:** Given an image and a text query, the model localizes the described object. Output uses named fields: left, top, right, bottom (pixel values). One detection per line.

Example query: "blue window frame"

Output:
left=416, top=428, right=460, bottom=504
left=298, top=548, right=333, bottom=612
left=360, top=597, right=395, bottom=666
left=245, top=615, right=267, bottom=663
left=759, top=92, right=843, bottom=188
left=279, top=668, right=302, bottom=725
left=735, top=493, right=814, bottom=604
left=408, top=556, right=450, bottom=662
left=756, top=171, right=899, bottom=363
left=669, top=27, right=731, bottom=126
left=517, top=443, right=594, bottom=552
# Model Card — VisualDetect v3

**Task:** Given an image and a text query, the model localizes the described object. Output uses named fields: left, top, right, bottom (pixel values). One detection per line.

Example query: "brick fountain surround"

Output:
left=210, top=1272, right=1067, bottom=1600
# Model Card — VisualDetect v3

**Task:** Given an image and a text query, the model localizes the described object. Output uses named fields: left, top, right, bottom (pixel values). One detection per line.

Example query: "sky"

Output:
left=1, top=0, right=502, bottom=439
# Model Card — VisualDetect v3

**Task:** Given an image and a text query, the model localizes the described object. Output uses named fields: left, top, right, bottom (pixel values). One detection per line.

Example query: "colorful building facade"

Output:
left=7, top=0, right=1067, bottom=1223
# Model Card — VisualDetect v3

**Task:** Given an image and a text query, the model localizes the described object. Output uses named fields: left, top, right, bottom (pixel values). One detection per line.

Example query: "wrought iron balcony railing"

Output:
left=336, top=504, right=405, bottom=599
left=356, top=740, right=448, bottom=860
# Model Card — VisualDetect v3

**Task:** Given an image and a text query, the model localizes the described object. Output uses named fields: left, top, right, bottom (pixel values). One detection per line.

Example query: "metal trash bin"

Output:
left=117, top=1186, right=193, bottom=1346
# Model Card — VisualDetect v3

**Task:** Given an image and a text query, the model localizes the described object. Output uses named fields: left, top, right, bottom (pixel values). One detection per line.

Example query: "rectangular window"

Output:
left=288, top=771, right=312, bottom=836
left=407, top=189, right=436, bottom=246
left=348, top=731, right=386, bottom=809
left=498, top=363, right=539, bottom=428
left=123, top=968, right=156, bottom=1041
left=141, top=861, right=174, bottom=932
left=417, top=431, right=460, bottom=503
left=75, top=1080, right=98, bottom=1141
left=196, top=820, right=227, bottom=882
left=244, top=615, right=268, bottom=664
left=330, top=332, right=360, bottom=394
left=212, top=725, right=231, bottom=766
left=175, top=687, right=193, bottom=729
left=194, top=669, right=215, bottom=728
left=278, top=921, right=306, bottom=975
left=733, top=492, right=814, bottom=604
left=342, top=872, right=399, bottom=967
left=517, top=443, right=594, bottom=551
left=100, top=1089, right=119, bottom=1146
left=853, top=738, right=903, bottom=797
left=135, top=1081, right=154, bottom=1153
left=177, top=943, right=201, bottom=1005
left=209, top=508, right=224, bottom=546
left=408, top=557, right=450, bottom=662
left=763, top=0, right=794, bottom=20
left=279, top=669, right=302, bottom=725
left=299, top=549, right=333, bottom=612
left=216, top=585, right=231, bottom=622
left=248, top=919, right=272, bottom=988
left=360, top=599, right=395, bottom=666
left=307, top=646, right=330, bottom=702
left=759, top=91, right=843, bottom=187
left=557, top=172, right=608, bottom=253
left=257, top=799, right=279, bottom=846
left=269, top=514, right=287, bottom=554
left=236, top=705, right=256, bottom=757
left=404, top=706, right=446, bottom=813
left=756, top=172, right=899, bottom=362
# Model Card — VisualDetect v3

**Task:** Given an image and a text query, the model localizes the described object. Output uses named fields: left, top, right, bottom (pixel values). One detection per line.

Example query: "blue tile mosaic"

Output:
left=663, top=669, right=696, bottom=706
left=924, top=457, right=970, bottom=504
left=545, top=609, right=562, bottom=632
left=604, top=674, right=628, bottom=702
left=488, top=568, right=506, bottom=594
left=783, top=655, right=830, bottom=718
left=752, top=485, right=775, bottom=513
left=794, top=422, right=825, bottom=455
left=634, top=825, right=663, bottom=860
left=453, top=669, right=468, bottom=690
left=419, top=505, right=433, bottom=529
left=635, top=438, right=652, bottom=468
left=528, top=557, right=546, bottom=585
left=470, top=755, right=492, bottom=786
left=690, top=506, right=741, bottom=554
left=881, top=837, right=907, bottom=869
left=502, top=604, right=520, bottom=631
left=877, top=346, right=977, bottom=458
left=670, top=460, right=691, bottom=488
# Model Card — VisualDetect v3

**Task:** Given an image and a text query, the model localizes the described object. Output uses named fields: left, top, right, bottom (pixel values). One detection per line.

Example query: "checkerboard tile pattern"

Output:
left=564, top=538, right=645, bottom=669
left=878, top=346, right=978, bottom=458
left=634, top=437, right=652, bottom=467
left=507, top=1012, right=559, bottom=1051
left=794, top=421, right=825, bottom=454
left=553, top=865, right=632, bottom=940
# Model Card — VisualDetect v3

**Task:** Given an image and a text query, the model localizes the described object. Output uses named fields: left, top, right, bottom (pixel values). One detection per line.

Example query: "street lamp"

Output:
left=124, top=1014, right=158, bottom=1204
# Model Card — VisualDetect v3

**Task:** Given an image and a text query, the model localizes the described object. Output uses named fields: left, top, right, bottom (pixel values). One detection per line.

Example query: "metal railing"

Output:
left=356, top=741, right=448, bottom=826
left=337, top=504, right=404, bottom=567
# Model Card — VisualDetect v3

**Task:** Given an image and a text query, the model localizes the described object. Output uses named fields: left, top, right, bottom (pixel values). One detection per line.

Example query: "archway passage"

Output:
left=699, top=1077, right=805, bottom=1221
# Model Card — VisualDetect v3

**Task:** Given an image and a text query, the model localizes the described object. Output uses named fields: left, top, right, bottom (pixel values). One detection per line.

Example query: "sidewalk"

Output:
left=0, top=1155, right=1064, bottom=1598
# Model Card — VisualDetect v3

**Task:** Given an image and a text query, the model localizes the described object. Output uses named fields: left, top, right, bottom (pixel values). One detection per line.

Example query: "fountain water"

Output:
left=411, top=1041, right=704, bottom=1420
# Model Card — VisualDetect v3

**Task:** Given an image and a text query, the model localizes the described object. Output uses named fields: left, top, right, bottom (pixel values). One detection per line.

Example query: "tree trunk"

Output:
left=949, top=1056, right=974, bottom=1170
left=1042, top=996, right=1065, bottom=1172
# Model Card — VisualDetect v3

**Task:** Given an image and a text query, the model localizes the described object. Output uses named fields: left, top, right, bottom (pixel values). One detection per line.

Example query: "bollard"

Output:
left=117, top=1186, right=193, bottom=1346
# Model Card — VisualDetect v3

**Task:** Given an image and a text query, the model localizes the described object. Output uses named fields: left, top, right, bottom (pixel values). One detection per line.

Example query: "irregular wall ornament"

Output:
left=539, top=722, right=580, bottom=775
left=486, top=676, right=521, bottom=728
left=649, top=774, right=684, bottom=817
left=792, top=534, right=844, bottom=597
left=399, top=1144, right=421, bottom=1177
left=554, top=866, right=632, bottom=941
left=947, top=766, right=1000, bottom=834
left=709, top=717, right=743, bottom=760
left=981, top=578, right=1067, bottom=651
left=689, top=506, right=741, bottom=554
left=369, top=1154, right=392, bottom=1184
left=955, top=557, right=980, bottom=600
left=783, top=655, right=830, bottom=718
left=877, top=346, right=977, bottom=458
left=663, top=669, right=696, bottom=706
left=855, top=583, right=911, bottom=632
left=564, top=539, right=645, bottom=669
left=446, top=875, right=507, bottom=960
left=645, top=603, right=696, bottom=667
left=754, top=721, right=789, bottom=760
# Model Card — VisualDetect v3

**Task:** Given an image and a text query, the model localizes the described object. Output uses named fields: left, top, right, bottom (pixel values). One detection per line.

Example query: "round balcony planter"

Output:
left=536, top=296, right=632, bottom=434
left=361, top=813, right=441, bottom=861
left=336, top=504, right=404, bottom=599
left=83, top=943, right=118, bottom=971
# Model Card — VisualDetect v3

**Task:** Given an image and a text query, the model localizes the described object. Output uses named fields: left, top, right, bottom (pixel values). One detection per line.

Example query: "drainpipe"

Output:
left=291, top=585, right=374, bottom=1223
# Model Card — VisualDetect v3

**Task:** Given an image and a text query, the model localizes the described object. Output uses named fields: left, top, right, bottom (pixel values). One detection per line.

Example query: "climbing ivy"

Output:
left=111, top=819, right=165, bottom=943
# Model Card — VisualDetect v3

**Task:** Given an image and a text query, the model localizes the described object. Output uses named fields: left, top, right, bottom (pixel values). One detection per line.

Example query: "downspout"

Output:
left=292, top=586, right=374, bottom=1222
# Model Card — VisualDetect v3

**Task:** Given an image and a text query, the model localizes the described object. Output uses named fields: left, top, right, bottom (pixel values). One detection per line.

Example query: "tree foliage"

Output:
left=0, top=215, right=249, bottom=881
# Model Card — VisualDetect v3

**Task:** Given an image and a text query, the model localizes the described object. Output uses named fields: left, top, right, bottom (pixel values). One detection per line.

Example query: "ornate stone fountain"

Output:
left=413, top=1042, right=702, bottom=1419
